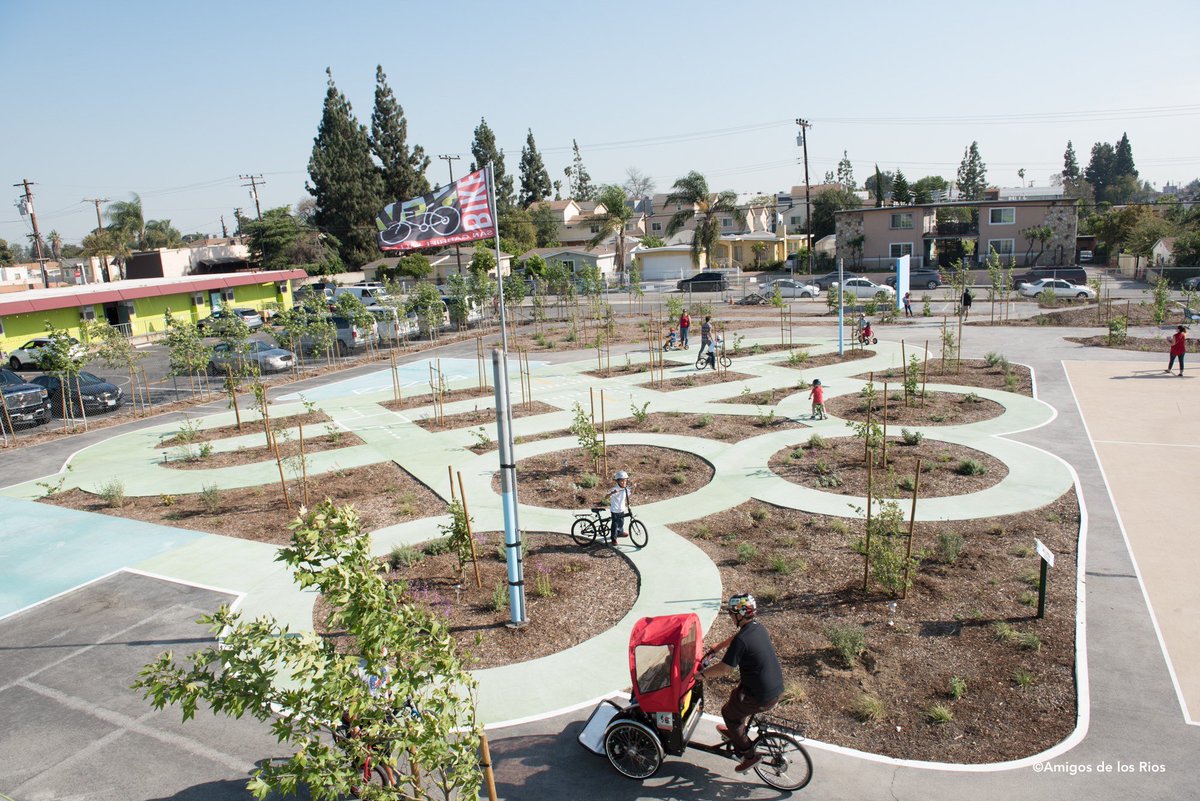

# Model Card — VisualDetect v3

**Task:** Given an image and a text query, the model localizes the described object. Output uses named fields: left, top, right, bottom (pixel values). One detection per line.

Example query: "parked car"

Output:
left=885, top=269, right=944, bottom=290
left=1181, top=275, right=1200, bottom=291
left=759, top=278, right=820, bottom=298
left=1078, top=250, right=1094, bottom=263
left=677, top=272, right=728, bottom=292
left=370, top=306, right=417, bottom=343
left=829, top=277, right=896, bottom=300
left=297, top=314, right=379, bottom=356
left=334, top=285, right=390, bottom=305
left=813, top=271, right=861, bottom=291
left=207, top=340, right=295, bottom=375
left=31, top=371, right=123, bottom=415
left=1018, top=278, right=1096, bottom=299
left=8, top=337, right=85, bottom=370
left=0, top=368, right=51, bottom=427
left=198, top=307, right=264, bottom=332
left=1012, top=266, right=1088, bottom=286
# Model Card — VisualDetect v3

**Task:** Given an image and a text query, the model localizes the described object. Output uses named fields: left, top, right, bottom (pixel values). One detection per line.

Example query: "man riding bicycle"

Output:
left=698, top=593, right=784, bottom=773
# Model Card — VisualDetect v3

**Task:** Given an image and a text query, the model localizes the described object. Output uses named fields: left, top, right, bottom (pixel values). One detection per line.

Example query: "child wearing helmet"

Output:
left=698, top=593, right=784, bottom=773
left=808, top=378, right=826, bottom=420
left=606, top=470, right=633, bottom=543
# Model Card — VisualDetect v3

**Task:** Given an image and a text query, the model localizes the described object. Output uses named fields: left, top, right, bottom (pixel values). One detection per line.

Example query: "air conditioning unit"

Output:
left=80, top=307, right=96, bottom=321
left=193, top=293, right=205, bottom=306
left=221, top=289, right=235, bottom=301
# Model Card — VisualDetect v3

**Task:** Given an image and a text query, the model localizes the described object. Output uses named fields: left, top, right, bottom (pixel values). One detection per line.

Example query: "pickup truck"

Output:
left=0, top=368, right=51, bottom=428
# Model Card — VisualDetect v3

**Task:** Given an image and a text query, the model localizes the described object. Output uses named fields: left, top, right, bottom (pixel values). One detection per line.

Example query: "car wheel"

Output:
left=8, top=357, right=20, bottom=370
left=801, top=291, right=812, bottom=299
left=1076, top=292, right=1088, bottom=299
left=927, top=280, right=938, bottom=290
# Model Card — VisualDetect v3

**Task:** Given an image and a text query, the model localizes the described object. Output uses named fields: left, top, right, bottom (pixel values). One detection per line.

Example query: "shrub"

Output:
left=900, top=428, right=923, bottom=446
left=1019, top=632, right=1042, bottom=651
left=992, top=622, right=1019, bottom=645
left=159, top=493, right=176, bottom=507
left=736, top=543, right=758, bottom=563
left=630, top=401, right=650, bottom=424
left=694, top=523, right=712, bottom=540
left=807, top=433, right=830, bottom=449
left=854, top=694, right=886, bottom=722
left=863, top=500, right=919, bottom=595
left=99, top=480, right=126, bottom=508
left=1019, top=591, right=1039, bottom=607
left=199, top=484, right=221, bottom=515
left=490, top=583, right=509, bottom=612
left=388, top=545, right=424, bottom=570
left=948, top=676, right=967, bottom=700
left=823, top=621, right=866, bottom=667
left=758, top=584, right=780, bottom=603
left=787, top=349, right=810, bottom=366
left=769, top=555, right=805, bottom=575
left=897, top=474, right=917, bottom=493
left=671, top=473, right=685, bottom=486
left=176, top=418, right=200, bottom=444
left=198, top=441, right=214, bottom=459
left=962, top=392, right=982, bottom=404
left=425, top=537, right=454, bottom=556
left=778, top=680, right=806, bottom=705
left=956, top=458, right=986, bottom=476
left=469, top=427, right=492, bottom=448
left=1013, top=668, right=1037, bottom=688
left=829, top=519, right=850, bottom=536
left=983, top=351, right=1004, bottom=367
left=578, top=473, right=599, bottom=489
left=788, top=447, right=805, bottom=461
left=750, top=508, right=768, bottom=522
left=934, top=532, right=965, bottom=564
left=925, top=704, right=953, bottom=724
left=531, top=563, right=555, bottom=598
left=817, top=473, right=844, bottom=488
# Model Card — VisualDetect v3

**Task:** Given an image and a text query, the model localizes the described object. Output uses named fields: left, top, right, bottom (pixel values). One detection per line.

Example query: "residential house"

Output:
left=1151, top=237, right=1177, bottom=267
left=363, top=246, right=513, bottom=285
left=834, top=198, right=1078, bottom=271
left=531, top=199, right=632, bottom=249
left=517, top=246, right=619, bottom=283
left=631, top=245, right=706, bottom=282
left=124, top=241, right=252, bottom=279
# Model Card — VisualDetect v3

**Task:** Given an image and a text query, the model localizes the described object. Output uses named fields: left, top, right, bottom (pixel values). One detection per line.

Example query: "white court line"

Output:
left=1063, top=365, right=1196, bottom=726
left=1092, top=439, right=1200, bottom=449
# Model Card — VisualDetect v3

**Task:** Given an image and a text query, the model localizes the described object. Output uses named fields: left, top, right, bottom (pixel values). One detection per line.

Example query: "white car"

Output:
left=1018, top=278, right=1096, bottom=300
left=208, top=340, right=295, bottom=374
left=829, top=277, right=895, bottom=300
left=9, top=337, right=86, bottom=370
left=761, top=279, right=820, bottom=299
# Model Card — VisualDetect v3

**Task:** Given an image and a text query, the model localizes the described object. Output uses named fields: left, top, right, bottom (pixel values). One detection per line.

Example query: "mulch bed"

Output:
left=825, top=390, right=1006, bottom=427
left=675, top=490, right=1080, bottom=763
left=42, top=461, right=445, bottom=544
left=728, top=342, right=820, bottom=356
left=1065, top=335, right=1200, bottom=354
left=412, top=401, right=560, bottom=433
left=160, top=429, right=366, bottom=470
left=772, top=349, right=876, bottom=370
left=854, top=359, right=1034, bottom=397
left=381, top=385, right=494, bottom=411
left=712, top=386, right=807, bottom=407
left=768, top=436, right=1008, bottom=498
left=635, top=370, right=756, bottom=392
left=315, top=531, right=638, bottom=670
left=497, top=444, right=714, bottom=510
left=156, top=410, right=331, bottom=448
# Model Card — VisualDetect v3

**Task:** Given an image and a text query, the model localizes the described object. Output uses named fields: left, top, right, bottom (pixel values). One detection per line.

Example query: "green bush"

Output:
left=925, top=704, right=953, bottom=724
left=578, top=473, right=599, bottom=489
left=695, top=414, right=713, bottom=428
left=736, top=543, right=758, bottom=563
left=388, top=545, right=424, bottom=570
left=788, top=448, right=805, bottom=461
left=750, top=508, right=768, bottom=522
left=900, top=428, right=923, bottom=446
left=199, top=484, right=221, bottom=515
left=934, top=532, right=965, bottom=564
left=1013, top=668, right=1037, bottom=688
left=948, top=676, right=967, bottom=700
left=99, top=480, right=126, bottom=508
left=490, top=583, right=509, bottom=612
left=823, top=621, right=866, bottom=667
left=769, top=555, right=805, bottom=575
left=807, top=433, right=830, bottom=449
left=854, top=694, right=886, bottom=722
left=956, top=458, right=986, bottom=476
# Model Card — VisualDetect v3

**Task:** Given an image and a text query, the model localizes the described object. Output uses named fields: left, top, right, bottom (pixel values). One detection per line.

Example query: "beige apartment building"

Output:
left=834, top=198, right=1078, bottom=271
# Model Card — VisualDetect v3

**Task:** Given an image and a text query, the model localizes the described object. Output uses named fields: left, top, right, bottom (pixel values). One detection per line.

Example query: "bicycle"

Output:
left=696, top=342, right=732, bottom=370
left=334, top=698, right=422, bottom=796
left=572, top=505, right=648, bottom=548
left=379, top=205, right=461, bottom=247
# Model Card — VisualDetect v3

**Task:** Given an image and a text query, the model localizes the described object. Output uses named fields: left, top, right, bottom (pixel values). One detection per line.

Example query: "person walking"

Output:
left=679, top=310, right=691, bottom=349
left=700, top=315, right=713, bottom=349
left=808, top=378, right=826, bottom=420
left=1167, top=325, right=1188, bottom=376
left=960, top=286, right=973, bottom=318
left=902, top=292, right=913, bottom=318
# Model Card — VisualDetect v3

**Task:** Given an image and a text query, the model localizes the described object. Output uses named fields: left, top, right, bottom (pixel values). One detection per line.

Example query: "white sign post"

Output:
left=1034, top=538, right=1054, bottom=619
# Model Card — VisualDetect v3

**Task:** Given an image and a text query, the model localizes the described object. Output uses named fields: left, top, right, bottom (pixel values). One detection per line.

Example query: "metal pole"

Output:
left=1037, top=557, right=1049, bottom=619
left=487, top=163, right=510, bottom=352
left=796, top=119, right=814, bottom=282
left=493, top=348, right=526, bottom=625
left=837, top=257, right=845, bottom=355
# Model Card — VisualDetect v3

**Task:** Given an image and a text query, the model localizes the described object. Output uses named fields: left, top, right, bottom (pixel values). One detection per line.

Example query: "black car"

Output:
left=1181, top=275, right=1200, bottom=291
left=677, top=272, right=728, bottom=292
left=813, top=271, right=861, bottom=291
left=885, top=269, right=944, bottom=290
left=0, top=368, right=51, bottom=428
left=31, top=371, right=124, bottom=415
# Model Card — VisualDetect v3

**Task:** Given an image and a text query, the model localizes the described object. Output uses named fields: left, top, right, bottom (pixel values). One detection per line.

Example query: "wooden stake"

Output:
left=298, top=421, right=310, bottom=507
left=901, top=458, right=922, bottom=599
left=226, top=365, right=242, bottom=432
left=449, top=465, right=457, bottom=502
left=921, top=340, right=930, bottom=407
left=863, top=456, right=873, bottom=594
left=901, top=339, right=908, bottom=406
left=882, top=381, right=889, bottom=467
left=480, top=731, right=499, bottom=801
left=273, top=434, right=293, bottom=514
left=140, top=366, right=151, bottom=410
left=600, top=389, right=608, bottom=480
left=457, top=471, right=482, bottom=589
left=955, top=308, right=964, bottom=374
left=940, top=316, right=948, bottom=371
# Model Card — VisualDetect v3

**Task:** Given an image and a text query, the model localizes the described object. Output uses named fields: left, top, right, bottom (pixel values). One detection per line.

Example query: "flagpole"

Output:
left=486, top=162, right=526, bottom=626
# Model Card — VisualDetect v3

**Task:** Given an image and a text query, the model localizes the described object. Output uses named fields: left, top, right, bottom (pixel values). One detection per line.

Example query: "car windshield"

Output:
left=248, top=341, right=274, bottom=352
left=77, top=371, right=103, bottom=383
left=0, top=370, right=29, bottom=385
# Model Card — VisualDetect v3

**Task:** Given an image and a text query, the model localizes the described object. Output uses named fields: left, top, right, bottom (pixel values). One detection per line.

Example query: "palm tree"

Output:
left=144, top=219, right=184, bottom=249
left=586, top=185, right=633, bottom=283
left=664, top=171, right=739, bottom=269
left=105, top=194, right=147, bottom=251
left=47, top=230, right=62, bottom=260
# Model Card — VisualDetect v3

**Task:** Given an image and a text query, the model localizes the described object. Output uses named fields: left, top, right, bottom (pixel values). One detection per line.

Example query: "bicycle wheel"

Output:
left=719, top=354, right=732, bottom=368
left=753, top=732, right=813, bottom=791
left=429, top=206, right=461, bottom=235
left=571, top=518, right=597, bottom=547
left=604, top=720, right=664, bottom=779
left=628, top=519, right=648, bottom=548
left=379, top=220, right=413, bottom=246
left=696, top=354, right=707, bottom=370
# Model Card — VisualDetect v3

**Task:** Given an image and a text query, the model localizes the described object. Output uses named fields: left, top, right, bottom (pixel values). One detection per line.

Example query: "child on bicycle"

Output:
left=663, top=328, right=678, bottom=351
left=808, top=378, right=826, bottom=420
left=703, top=335, right=724, bottom=371
left=859, top=320, right=873, bottom=345
left=606, top=470, right=633, bottom=543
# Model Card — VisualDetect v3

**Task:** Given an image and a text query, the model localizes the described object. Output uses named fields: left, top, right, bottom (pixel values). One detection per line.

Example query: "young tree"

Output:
left=836, top=151, right=855, bottom=189
left=518, top=129, right=552, bottom=207
left=469, top=117, right=514, bottom=211
left=890, top=170, right=912, bottom=205
left=163, top=314, right=212, bottom=391
left=664, top=171, right=738, bottom=269
left=405, top=281, right=446, bottom=339
left=134, top=501, right=482, bottom=801
left=444, top=273, right=471, bottom=329
left=370, top=65, right=431, bottom=204
left=587, top=185, right=633, bottom=282
left=563, top=140, right=596, bottom=202
left=811, top=186, right=861, bottom=239
left=911, top=175, right=949, bottom=205
left=308, top=69, right=385, bottom=267
left=956, top=142, right=988, bottom=200
left=40, top=321, right=89, bottom=427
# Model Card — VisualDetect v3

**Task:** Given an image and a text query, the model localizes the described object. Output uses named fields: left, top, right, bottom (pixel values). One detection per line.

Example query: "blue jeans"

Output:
left=680, top=327, right=689, bottom=347
left=610, top=512, right=628, bottom=538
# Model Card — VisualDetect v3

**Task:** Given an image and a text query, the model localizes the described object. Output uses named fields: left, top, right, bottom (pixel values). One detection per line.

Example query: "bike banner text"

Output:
left=376, top=168, right=495, bottom=252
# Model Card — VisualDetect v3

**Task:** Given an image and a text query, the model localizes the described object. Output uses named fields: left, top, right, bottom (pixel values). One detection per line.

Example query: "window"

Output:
left=890, top=213, right=914, bottom=230
left=651, top=222, right=662, bottom=232
left=590, top=224, right=600, bottom=234
left=989, top=207, right=1015, bottom=225
left=889, top=243, right=914, bottom=258
left=721, top=218, right=732, bottom=229
left=561, top=259, right=576, bottom=273
left=987, top=239, right=1015, bottom=256
left=789, top=215, right=804, bottom=227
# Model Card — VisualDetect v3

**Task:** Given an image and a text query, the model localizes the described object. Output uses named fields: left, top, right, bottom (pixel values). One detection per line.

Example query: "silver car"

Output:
left=207, top=340, right=295, bottom=374
left=829, top=277, right=896, bottom=300
left=760, top=278, right=821, bottom=299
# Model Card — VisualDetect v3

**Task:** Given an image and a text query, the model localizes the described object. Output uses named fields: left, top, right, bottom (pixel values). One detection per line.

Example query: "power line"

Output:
left=240, top=174, right=265, bottom=220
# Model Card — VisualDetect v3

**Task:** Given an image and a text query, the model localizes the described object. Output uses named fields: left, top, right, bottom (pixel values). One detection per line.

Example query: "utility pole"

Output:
left=233, top=208, right=243, bottom=237
left=220, top=215, right=228, bottom=238
left=795, top=119, right=814, bottom=282
left=83, top=197, right=112, bottom=282
left=15, top=179, right=50, bottom=288
left=240, top=174, right=264, bottom=219
left=438, top=154, right=465, bottom=279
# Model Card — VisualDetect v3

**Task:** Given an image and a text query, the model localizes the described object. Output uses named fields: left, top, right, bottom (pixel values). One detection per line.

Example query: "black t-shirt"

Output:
left=722, top=620, right=784, bottom=703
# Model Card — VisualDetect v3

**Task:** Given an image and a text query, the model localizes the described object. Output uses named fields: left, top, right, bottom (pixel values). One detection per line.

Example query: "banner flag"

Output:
left=376, top=168, right=495, bottom=252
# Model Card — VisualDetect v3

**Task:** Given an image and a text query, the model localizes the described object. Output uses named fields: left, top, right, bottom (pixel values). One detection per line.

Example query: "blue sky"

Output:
left=3, top=0, right=1198, bottom=246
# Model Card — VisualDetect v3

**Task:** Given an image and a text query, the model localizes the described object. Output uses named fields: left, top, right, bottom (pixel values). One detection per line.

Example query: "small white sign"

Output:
left=1035, top=538, right=1055, bottom=567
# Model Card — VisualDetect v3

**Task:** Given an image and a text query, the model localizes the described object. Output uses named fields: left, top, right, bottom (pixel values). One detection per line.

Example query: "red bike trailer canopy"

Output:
left=627, top=613, right=702, bottom=716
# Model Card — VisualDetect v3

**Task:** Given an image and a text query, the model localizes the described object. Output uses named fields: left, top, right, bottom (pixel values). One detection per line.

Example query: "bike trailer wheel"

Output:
left=628, top=520, right=648, bottom=548
left=753, top=732, right=812, bottom=791
left=571, top=518, right=597, bottom=547
left=719, top=355, right=732, bottom=368
left=871, top=337, right=878, bottom=345
left=604, top=719, right=664, bottom=779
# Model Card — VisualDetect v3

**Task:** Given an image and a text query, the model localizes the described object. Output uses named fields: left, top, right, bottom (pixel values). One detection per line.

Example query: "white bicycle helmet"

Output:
left=728, top=593, right=757, bottom=618
left=614, top=470, right=629, bottom=480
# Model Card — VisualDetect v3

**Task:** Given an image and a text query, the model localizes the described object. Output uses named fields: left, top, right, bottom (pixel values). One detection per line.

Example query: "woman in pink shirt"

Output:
left=1166, top=325, right=1187, bottom=377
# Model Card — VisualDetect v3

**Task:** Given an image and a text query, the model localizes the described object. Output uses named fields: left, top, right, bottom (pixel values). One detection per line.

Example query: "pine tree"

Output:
left=891, top=169, right=911, bottom=205
left=1114, top=132, right=1138, bottom=179
left=1085, top=142, right=1116, bottom=202
left=370, top=65, right=430, bottom=203
left=836, top=151, right=855, bottom=189
left=564, top=140, right=596, bottom=201
left=1062, top=141, right=1080, bottom=181
left=469, top=117, right=514, bottom=212
left=307, top=68, right=385, bottom=267
left=956, top=141, right=988, bottom=201
left=518, top=129, right=552, bottom=207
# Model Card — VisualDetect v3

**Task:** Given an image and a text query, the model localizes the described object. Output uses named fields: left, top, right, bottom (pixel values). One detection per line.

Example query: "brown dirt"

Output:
left=380, top=385, right=494, bottom=411
left=156, top=410, right=331, bottom=448
left=1065, top=335, right=1200, bottom=354
left=977, top=299, right=1172, bottom=328
left=772, top=349, right=877, bottom=370
left=42, top=461, right=445, bottom=544
left=853, top=359, right=1035, bottom=397
left=160, top=430, right=366, bottom=470
left=411, top=401, right=560, bottom=433
left=768, top=436, right=1008, bottom=498
left=314, top=531, right=638, bottom=670
left=825, top=390, right=1006, bottom=427
left=675, top=490, right=1080, bottom=763
left=495, top=444, right=714, bottom=510
left=635, top=370, right=757, bottom=392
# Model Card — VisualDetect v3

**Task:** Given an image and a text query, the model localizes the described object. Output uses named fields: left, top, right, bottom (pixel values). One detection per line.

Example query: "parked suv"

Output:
left=677, top=271, right=728, bottom=292
left=0, top=368, right=51, bottom=428
left=885, top=269, right=944, bottom=290
left=298, top=314, right=379, bottom=356
left=1013, top=265, right=1088, bottom=286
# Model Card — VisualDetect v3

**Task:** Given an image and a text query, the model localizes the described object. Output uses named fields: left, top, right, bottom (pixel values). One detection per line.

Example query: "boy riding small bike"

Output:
left=606, top=470, right=633, bottom=544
